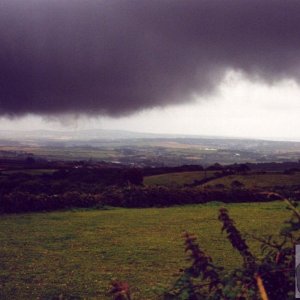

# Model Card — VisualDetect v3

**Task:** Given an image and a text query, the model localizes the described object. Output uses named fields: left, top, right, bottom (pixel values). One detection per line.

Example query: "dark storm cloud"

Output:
left=1, top=0, right=300, bottom=116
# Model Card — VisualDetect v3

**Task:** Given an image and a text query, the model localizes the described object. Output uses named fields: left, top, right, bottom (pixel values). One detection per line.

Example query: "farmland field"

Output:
left=0, top=201, right=290, bottom=299
left=203, top=172, right=300, bottom=188
left=144, top=171, right=215, bottom=187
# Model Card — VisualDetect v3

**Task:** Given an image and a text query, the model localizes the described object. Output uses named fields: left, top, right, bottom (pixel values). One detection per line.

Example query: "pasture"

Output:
left=0, top=201, right=289, bottom=299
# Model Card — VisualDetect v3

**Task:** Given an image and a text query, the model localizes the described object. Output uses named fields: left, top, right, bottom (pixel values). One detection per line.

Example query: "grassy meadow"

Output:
left=0, top=201, right=290, bottom=299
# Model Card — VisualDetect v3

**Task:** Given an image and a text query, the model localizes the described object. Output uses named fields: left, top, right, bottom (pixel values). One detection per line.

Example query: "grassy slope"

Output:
left=144, top=171, right=215, bottom=187
left=203, top=172, right=300, bottom=188
left=0, top=202, right=289, bottom=299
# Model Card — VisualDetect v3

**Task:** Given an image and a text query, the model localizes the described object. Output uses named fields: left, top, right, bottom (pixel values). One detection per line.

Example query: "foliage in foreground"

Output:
left=111, top=198, right=299, bottom=299
left=164, top=198, right=297, bottom=299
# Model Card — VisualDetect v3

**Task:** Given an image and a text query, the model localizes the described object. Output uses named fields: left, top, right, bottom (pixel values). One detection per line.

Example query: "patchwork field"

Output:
left=0, top=201, right=290, bottom=299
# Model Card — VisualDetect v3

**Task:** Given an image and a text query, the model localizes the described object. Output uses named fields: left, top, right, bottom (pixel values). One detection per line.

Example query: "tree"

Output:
left=124, top=168, right=143, bottom=186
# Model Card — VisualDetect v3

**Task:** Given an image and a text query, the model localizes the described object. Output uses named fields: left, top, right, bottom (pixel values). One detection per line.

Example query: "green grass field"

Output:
left=144, top=171, right=215, bottom=187
left=203, top=172, right=300, bottom=189
left=0, top=201, right=290, bottom=299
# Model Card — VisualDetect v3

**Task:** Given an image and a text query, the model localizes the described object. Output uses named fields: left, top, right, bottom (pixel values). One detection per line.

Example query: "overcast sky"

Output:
left=1, top=1, right=300, bottom=140
left=2, top=70, right=300, bottom=140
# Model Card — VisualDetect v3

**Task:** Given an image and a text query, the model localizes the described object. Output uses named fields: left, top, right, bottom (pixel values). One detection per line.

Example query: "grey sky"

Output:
left=1, top=71, right=299, bottom=140
left=1, top=1, right=300, bottom=140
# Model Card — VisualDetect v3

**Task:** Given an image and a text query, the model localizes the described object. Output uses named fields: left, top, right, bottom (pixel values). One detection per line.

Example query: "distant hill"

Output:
left=1, top=128, right=300, bottom=146
left=0, top=129, right=300, bottom=165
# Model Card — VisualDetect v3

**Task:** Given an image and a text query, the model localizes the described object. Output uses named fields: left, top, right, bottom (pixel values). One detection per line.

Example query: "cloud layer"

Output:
left=1, top=0, right=300, bottom=116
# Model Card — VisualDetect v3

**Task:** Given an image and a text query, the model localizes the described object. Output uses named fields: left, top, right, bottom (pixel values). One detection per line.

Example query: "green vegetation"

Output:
left=0, top=201, right=289, bottom=299
left=204, top=172, right=300, bottom=189
left=144, top=171, right=214, bottom=187
left=164, top=201, right=297, bottom=299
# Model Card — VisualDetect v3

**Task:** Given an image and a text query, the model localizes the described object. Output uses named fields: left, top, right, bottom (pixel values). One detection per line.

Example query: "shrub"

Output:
left=164, top=198, right=298, bottom=299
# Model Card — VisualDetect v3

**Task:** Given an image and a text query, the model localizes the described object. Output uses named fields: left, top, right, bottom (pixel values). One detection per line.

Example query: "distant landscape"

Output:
left=1, top=129, right=300, bottom=167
